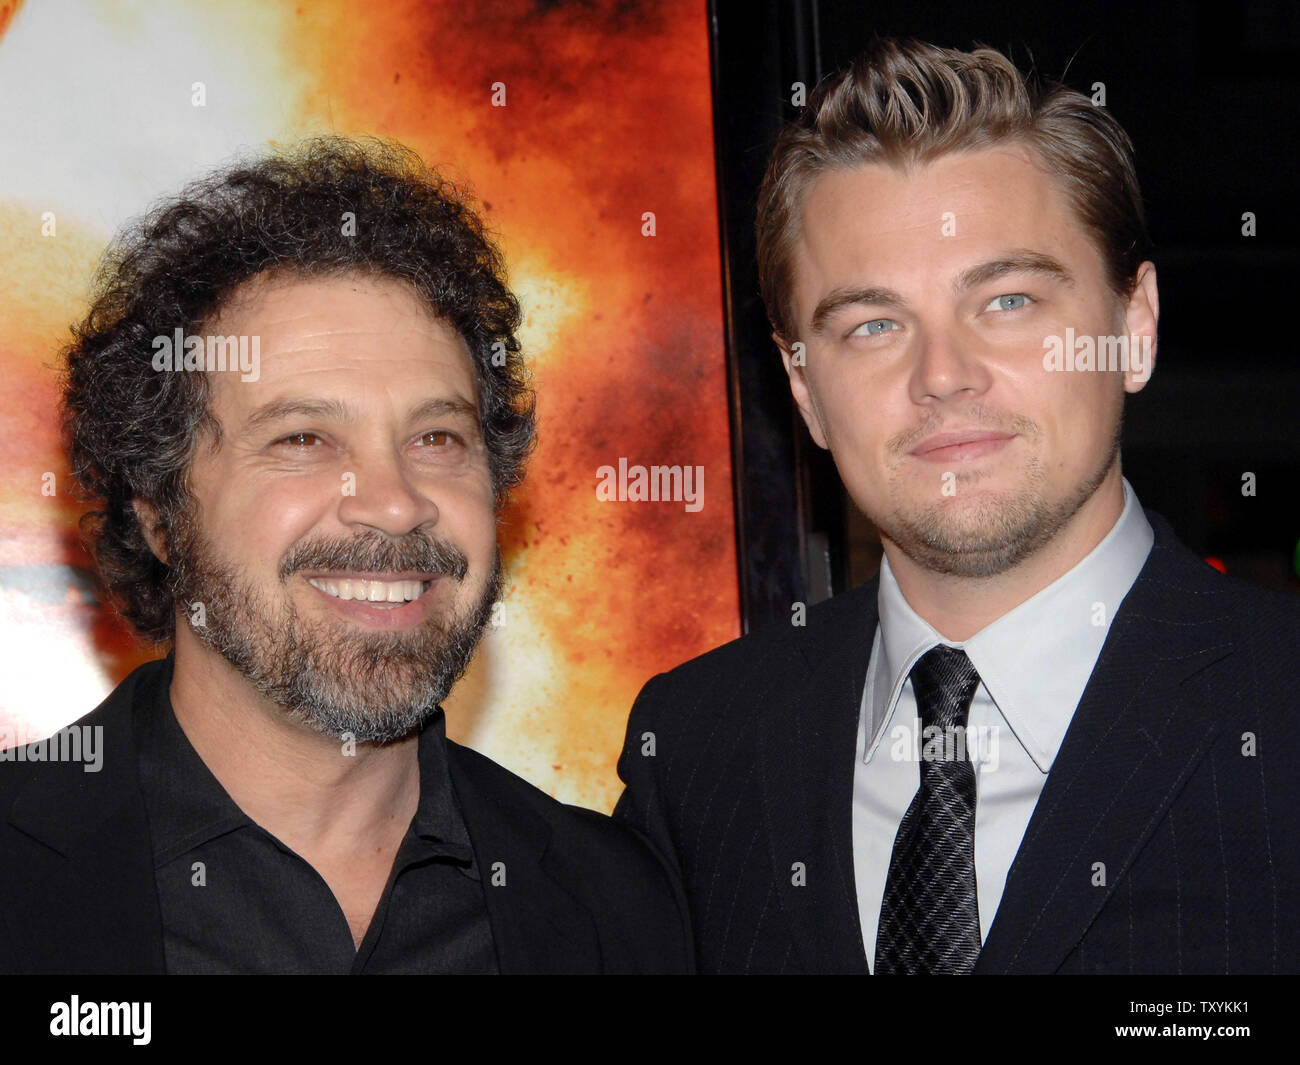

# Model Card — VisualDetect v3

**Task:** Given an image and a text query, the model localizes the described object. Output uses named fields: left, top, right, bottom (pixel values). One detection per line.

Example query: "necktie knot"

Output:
left=909, top=644, right=980, bottom=732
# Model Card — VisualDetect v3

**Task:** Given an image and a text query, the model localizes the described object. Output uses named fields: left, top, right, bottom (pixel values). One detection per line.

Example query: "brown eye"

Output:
left=423, top=430, right=453, bottom=447
left=279, top=432, right=321, bottom=446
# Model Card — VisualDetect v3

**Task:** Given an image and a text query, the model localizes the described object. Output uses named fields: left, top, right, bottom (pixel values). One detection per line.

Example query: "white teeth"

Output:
left=307, top=577, right=425, bottom=603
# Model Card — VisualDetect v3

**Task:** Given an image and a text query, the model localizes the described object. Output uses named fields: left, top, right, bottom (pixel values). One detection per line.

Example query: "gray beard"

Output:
left=165, top=518, right=500, bottom=745
left=874, top=416, right=1121, bottom=579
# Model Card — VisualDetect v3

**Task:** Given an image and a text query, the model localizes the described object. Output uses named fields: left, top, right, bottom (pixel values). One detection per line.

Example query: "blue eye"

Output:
left=850, top=318, right=899, bottom=337
left=985, top=293, right=1031, bottom=312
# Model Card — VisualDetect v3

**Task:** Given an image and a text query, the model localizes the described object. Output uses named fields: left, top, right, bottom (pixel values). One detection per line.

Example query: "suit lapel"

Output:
left=446, top=746, right=602, bottom=974
left=976, top=521, right=1238, bottom=973
left=755, top=580, right=878, bottom=973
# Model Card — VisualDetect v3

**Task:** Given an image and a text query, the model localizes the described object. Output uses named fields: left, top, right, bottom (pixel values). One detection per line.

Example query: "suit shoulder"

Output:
left=1147, top=515, right=1300, bottom=625
left=446, top=741, right=688, bottom=949
left=0, top=749, right=37, bottom=808
left=0, top=686, right=135, bottom=807
left=1217, top=571, right=1300, bottom=629
left=1144, top=532, right=1300, bottom=723
left=446, top=741, right=663, bottom=868
left=1164, top=542, right=1300, bottom=636
left=646, top=580, right=877, bottom=694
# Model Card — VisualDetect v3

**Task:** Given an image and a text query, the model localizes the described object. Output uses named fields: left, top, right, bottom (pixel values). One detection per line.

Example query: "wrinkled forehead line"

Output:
left=201, top=266, right=481, bottom=392
left=191, top=266, right=482, bottom=448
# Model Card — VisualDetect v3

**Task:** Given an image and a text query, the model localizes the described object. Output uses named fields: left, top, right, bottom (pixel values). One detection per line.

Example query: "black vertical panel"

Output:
left=709, top=0, right=848, bottom=633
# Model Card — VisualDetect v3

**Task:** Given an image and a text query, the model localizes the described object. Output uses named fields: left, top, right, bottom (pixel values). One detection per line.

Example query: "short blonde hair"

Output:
left=756, top=37, right=1150, bottom=342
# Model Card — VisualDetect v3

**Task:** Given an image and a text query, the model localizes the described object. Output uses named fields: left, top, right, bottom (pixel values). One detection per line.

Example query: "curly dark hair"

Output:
left=60, top=135, right=536, bottom=646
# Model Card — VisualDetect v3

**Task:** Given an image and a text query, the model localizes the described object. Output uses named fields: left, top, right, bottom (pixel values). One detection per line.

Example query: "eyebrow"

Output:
left=809, top=287, right=908, bottom=336
left=242, top=396, right=480, bottom=435
left=954, top=251, right=1075, bottom=292
left=807, top=250, right=1075, bottom=336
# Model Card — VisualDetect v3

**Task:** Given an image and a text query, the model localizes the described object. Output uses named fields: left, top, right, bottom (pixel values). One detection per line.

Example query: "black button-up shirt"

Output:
left=133, top=658, right=497, bottom=973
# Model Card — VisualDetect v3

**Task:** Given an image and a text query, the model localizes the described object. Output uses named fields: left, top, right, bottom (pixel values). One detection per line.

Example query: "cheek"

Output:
left=813, top=376, right=895, bottom=464
left=1055, top=369, right=1121, bottom=425
left=806, top=362, right=858, bottom=430
left=427, top=474, right=497, bottom=550
left=1028, top=373, right=1122, bottom=468
left=237, top=475, right=326, bottom=528
left=195, top=466, right=333, bottom=570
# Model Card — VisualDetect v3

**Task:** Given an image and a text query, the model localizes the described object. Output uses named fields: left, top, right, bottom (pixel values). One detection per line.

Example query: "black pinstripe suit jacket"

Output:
left=614, top=510, right=1300, bottom=974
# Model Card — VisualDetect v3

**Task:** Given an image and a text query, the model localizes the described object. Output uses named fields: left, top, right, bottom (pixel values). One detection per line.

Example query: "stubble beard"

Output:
left=164, top=506, right=501, bottom=745
left=872, top=407, right=1122, bottom=579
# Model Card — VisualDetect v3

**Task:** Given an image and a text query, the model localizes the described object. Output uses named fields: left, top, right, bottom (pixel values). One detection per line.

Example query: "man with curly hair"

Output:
left=0, top=137, right=690, bottom=974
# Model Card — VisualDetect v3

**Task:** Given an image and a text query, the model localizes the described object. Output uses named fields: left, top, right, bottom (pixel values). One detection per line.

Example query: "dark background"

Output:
left=710, top=0, right=1300, bottom=633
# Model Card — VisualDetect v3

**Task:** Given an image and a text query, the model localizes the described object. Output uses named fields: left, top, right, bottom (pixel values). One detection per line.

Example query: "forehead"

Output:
left=205, top=270, right=478, bottom=411
left=792, top=146, right=1105, bottom=307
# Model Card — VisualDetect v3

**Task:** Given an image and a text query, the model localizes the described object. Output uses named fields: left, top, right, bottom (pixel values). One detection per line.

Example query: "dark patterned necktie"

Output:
left=875, top=644, right=982, bottom=974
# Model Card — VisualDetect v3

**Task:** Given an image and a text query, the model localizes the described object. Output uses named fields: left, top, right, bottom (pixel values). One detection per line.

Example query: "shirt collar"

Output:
left=135, top=653, right=474, bottom=865
left=864, top=477, right=1154, bottom=771
left=410, top=711, right=474, bottom=858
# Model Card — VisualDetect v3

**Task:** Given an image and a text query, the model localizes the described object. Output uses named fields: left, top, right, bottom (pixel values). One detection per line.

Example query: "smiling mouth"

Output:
left=306, top=576, right=434, bottom=604
left=907, top=430, right=1018, bottom=464
left=911, top=430, right=1016, bottom=456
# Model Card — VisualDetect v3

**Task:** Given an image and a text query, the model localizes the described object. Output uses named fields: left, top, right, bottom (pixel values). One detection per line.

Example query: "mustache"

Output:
left=887, top=404, right=1040, bottom=456
left=278, top=531, right=469, bottom=582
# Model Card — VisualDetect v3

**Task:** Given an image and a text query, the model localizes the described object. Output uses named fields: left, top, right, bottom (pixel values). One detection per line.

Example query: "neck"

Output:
left=883, top=467, right=1127, bottom=642
left=166, top=638, right=420, bottom=861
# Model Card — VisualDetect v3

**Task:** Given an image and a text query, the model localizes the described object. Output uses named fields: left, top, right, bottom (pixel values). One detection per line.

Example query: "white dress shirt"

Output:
left=853, top=478, right=1155, bottom=971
